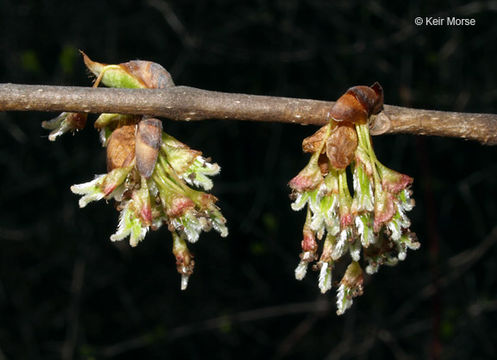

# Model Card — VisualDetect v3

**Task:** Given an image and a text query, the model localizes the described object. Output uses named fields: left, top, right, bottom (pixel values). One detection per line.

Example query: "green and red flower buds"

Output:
left=289, top=83, right=418, bottom=315
left=44, top=53, right=227, bottom=289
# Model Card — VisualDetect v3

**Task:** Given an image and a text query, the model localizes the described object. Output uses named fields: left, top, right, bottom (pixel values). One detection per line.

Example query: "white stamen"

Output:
left=400, top=189, right=415, bottom=211
left=365, top=263, right=379, bottom=275
left=295, top=261, right=308, bottom=280
left=70, top=175, right=106, bottom=208
left=396, top=204, right=411, bottom=228
left=331, top=229, right=348, bottom=260
left=349, top=240, right=361, bottom=261
left=110, top=201, right=148, bottom=246
left=336, top=284, right=353, bottom=315
left=291, top=192, right=309, bottom=211
left=310, top=212, right=325, bottom=235
left=181, top=274, right=190, bottom=290
left=387, top=218, right=402, bottom=241
left=182, top=156, right=220, bottom=191
left=78, top=192, right=104, bottom=208
left=355, top=215, right=374, bottom=247
left=318, top=262, right=332, bottom=294
left=212, top=217, right=229, bottom=237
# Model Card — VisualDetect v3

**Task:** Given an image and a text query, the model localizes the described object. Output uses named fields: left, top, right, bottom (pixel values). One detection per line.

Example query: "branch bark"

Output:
left=1, top=83, right=496, bottom=145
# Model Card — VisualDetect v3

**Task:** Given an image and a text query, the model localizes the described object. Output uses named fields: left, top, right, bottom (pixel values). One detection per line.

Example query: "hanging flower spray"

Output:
left=42, top=53, right=417, bottom=313
left=289, top=83, right=418, bottom=314
left=43, top=52, right=227, bottom=289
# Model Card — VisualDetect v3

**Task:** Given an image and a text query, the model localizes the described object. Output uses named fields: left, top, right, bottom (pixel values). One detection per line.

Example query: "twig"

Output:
left=391, top=224, right=497, bottom=323
left=1, top=83, right=497, bottom=145
left=96, top=299, right=330, bottom=357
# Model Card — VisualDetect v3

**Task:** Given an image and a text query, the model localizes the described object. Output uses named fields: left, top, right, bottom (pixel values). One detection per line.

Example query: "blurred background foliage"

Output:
left=1, top=0, right=497, bottom=359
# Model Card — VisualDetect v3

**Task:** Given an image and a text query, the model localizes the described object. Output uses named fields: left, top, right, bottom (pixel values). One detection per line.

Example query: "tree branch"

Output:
left=1, top=83, right=496, bottom=145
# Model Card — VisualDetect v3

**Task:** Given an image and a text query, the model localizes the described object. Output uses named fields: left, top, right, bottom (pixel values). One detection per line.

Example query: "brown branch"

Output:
left=1, top=83, right=496, bottom=145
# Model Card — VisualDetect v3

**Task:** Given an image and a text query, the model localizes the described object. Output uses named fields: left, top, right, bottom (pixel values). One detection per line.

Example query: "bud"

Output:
left=172, top=232, right=195, bottom=290
left=377, top=163, right=413, bottom=194
left=106, top=125, right=136, bottom=171
left=373, top=189, right=396, bottom=232
left=135, top=118, right=162, bottom=178
left=94, top=113, right=139, bottom=129
left=330, top=83, right=383, bottom=124
left=302, top=125, right=329, bottom=153
left=288, top=159, right=323, bottom=193
left=326, top=124, right=358, bottom=169
left=81, top=51, right=174, bottom=89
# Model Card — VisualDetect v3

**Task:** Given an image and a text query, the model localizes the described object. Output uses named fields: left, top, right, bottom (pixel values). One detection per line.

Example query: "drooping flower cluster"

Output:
left=42, top=53, right=418, bottom=309
left=289, top=117, right=418, bottom=315
left=42, top=52, right=227, bottom=289
left=70, top=129, right=227, bottom=289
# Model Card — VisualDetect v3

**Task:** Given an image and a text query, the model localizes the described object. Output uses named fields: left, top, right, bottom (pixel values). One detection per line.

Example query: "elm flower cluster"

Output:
left=42, top=52, right=227, bottom=289
left=71, top=128, right=227, bottom=289
left=289, top=120, right=418, bottom=315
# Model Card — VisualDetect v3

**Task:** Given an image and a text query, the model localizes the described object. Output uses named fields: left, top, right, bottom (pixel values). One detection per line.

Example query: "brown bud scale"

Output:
left=106, top=125, right=136, bottom=171
left=326, top=125, right=358, bottom=169
left=135, top=118, right=163, bottom=178
left=330, top=82, right=384, bottom=124
left=121, top=61, right=175, bottom=89
left=302, top=125, right=330, bottom=153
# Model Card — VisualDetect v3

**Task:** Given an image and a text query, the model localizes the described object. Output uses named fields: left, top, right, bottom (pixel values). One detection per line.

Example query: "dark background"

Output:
left=1, top=0, right=497, bottom=359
